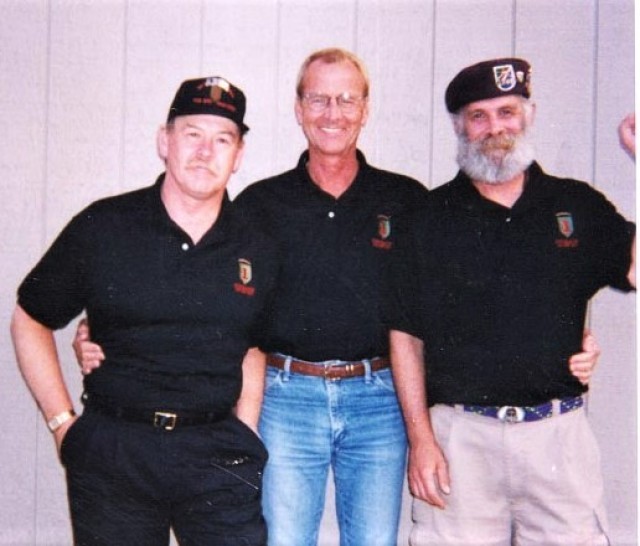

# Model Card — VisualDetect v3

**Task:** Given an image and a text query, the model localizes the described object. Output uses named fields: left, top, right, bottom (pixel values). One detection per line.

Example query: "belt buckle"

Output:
left=497, top=406, right=525, bottom=423
left=154, top=411, right=177, bottom=430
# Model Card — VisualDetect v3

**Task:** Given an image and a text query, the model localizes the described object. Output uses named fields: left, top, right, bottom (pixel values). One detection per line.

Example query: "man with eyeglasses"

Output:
left=232, top=47, right=429, bottom=545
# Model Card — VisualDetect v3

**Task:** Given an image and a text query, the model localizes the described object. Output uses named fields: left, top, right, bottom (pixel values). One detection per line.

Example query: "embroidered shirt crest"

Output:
left=556, top=212, right=574, bottom=238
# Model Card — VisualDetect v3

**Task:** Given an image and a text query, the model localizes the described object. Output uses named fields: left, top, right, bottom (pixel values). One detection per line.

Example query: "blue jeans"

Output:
left=259, top=356, right=408, bottom=546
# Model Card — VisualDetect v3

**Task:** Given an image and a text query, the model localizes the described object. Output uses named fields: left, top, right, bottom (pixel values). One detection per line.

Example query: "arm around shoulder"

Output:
left=234, top=347, right=267, bottom=434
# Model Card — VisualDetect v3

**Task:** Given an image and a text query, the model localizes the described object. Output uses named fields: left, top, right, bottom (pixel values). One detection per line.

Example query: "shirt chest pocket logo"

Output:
left=371, top=214, right=393, bottom=250
left=234, top=258, right=256, bottom=296
left=555, top=212, right=579, bottom=249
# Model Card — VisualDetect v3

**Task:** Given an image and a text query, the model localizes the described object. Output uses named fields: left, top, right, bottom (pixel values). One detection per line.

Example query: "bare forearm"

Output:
left=390, top=328, right=450, bottom=506
left=11, top=305, right=74, bottom=419
left=390, top=329, right=434, bottom=443
left=234, top=347, right=266, bottom=433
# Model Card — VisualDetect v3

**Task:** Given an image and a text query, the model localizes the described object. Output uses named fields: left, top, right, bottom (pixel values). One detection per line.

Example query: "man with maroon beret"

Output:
left=389, top=58, right=635, bottom=545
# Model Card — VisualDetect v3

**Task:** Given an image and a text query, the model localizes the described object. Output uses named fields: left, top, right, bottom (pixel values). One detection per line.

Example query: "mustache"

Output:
left=188, top=162, right=214, bottom=172
left=479, top=134, right=516, bottom=153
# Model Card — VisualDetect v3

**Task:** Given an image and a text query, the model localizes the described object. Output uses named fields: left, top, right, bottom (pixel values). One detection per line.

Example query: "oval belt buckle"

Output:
left=497, top=406, right=525, bottom=423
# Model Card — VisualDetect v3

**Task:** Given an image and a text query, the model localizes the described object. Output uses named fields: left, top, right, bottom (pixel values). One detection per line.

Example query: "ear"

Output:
left=526, top=101, right=537, bottom=127
left=294, top=98, right=303, bottom=125
left=232, top=140, right=246, bottom=174
left=157, top=125, right=169, bottom=160
left=361, top=99, right=370, bottom=127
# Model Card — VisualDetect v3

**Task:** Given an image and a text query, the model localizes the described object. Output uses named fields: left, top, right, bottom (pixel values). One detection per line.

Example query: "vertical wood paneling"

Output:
left=0, top=2, right=49, bottom=542
left=358, top=0, right=435, bottom=186
left=201, top=0, right=280, bottom=196
left=46, top=0, right=126, bottom=231
left=123, top=0, right=204, bottom=193
left=516, top=0, right=597, bottom=182
left=275, top=1, right=359, bottom=175
left=590, top=1, right=636, bottom=544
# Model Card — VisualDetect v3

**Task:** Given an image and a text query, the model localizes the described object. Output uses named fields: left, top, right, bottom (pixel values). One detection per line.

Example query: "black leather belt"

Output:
left=83, top=393, right=229, bottom=431
left=267, top=354, right=390, bottom=379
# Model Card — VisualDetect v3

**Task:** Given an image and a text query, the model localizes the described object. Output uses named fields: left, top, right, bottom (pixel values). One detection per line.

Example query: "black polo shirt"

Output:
left=234, top=150, right=429, bottom=361
left=18, top=175, right=278, bottom=412
left=390, top=162, right=635, bottom=407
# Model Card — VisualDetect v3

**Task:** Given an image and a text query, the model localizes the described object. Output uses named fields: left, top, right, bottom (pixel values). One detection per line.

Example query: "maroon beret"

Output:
left=445, top=58, right=532, bottom=113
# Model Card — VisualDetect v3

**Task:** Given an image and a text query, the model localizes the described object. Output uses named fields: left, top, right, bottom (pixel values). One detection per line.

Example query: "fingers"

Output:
left=582, top=330, right=601, bottom=356
left=618, top=113, right=636, bottom=157
left=569, top=363, right=592, bottom=385
left=409, top=466, right=448, bottom=509
left=568, top=330, right=601, bottom=385
left=408, top=449, right=450, bottom=509
left=72, top=318, right=104, bottom=375
left=78, top=344, right=105, bottom=375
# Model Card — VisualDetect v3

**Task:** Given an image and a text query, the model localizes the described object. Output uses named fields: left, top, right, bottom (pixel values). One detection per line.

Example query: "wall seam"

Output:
left=120, top=0, right=129, bottom=192
left=37, top=0, right=54, bottom=541
left=428, top=0, right=437, bottom=190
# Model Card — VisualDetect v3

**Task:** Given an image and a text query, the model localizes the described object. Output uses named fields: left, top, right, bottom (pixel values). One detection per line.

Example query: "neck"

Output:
left=161, top=184, right=224, bottom=244
left=472, top=171, right=526, bottom=209
left=306, top=150, right=360, bottom=198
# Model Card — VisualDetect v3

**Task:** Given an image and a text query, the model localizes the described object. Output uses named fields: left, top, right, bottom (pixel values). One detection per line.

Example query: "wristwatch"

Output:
left=47, top=409, right=76, bottom=432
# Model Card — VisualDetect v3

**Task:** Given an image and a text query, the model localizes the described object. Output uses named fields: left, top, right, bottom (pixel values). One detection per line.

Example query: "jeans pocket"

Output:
left=372, top=368, right=398, bottom=393
left=264, top=366, right=284, bottom=393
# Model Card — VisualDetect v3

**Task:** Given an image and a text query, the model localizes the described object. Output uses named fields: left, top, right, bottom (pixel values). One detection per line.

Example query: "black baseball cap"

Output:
left=445, top=58, right=532, bottom=113
left=167, top=76, right=249, bottom=134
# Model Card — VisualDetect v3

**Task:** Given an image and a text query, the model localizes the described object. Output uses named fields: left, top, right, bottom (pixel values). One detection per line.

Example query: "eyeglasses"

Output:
left=301, top=92, right=366, bottom=113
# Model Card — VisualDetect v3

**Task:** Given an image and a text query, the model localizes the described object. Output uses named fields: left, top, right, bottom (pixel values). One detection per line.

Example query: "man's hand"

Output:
left=618, top=113, right=635, bottom=158
left=569, top=330, right=601, bottom=385
left=407, top=435, right=450, bottom=509
left=72, top=318, right=105, bottom=375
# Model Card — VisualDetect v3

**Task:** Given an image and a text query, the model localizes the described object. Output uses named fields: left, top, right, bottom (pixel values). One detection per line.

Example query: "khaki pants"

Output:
left=411, top=403, right=610, bottom=546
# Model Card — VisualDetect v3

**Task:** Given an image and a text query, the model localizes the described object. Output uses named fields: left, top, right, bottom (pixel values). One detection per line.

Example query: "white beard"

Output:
left=456, top=130, right=535, bottom=184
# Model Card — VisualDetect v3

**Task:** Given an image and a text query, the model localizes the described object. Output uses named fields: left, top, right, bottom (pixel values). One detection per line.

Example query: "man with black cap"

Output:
left=389, top=58, right=635, bottom=545
left=11, top=76, right=277, bottom=545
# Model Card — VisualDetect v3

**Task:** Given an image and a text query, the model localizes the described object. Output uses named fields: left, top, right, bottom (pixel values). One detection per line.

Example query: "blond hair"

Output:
left=296, top=47, right=370, bottom=99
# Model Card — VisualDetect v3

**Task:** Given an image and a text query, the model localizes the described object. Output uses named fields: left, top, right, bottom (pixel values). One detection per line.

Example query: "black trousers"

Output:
left=61, top=410, right=268, bottom=545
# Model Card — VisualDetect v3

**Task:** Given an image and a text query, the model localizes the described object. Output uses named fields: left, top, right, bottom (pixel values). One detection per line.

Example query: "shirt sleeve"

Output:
left=587, top=187, right=635, bottom=293
left=17, top=209, right=92, bottom=330
left=384, top=209, right=426, bottom=339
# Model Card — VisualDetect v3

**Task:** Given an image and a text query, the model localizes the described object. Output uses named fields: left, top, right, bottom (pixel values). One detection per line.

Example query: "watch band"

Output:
left=47, top=409, right=76, bottom=432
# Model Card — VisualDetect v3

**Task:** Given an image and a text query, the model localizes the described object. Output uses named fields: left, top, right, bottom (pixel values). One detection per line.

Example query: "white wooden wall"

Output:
left=0, top=0, right=635, bottom=544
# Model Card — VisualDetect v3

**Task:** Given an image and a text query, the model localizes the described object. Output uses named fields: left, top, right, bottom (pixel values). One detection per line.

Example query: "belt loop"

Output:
left=282, top=355, right=292, bottom=382
left=552, top=398, right=561, bottom=416
left=362, top=359, right=372, bottom=383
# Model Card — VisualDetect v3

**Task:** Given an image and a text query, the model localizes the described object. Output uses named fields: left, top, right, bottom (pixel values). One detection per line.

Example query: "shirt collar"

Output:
left=150, top=172, right=234, bottom=247
left=295, top=149, right=370, bottom=199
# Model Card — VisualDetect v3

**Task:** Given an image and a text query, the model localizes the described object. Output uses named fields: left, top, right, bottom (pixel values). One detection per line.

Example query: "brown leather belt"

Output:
left=267, top=354, right=390, bottom=379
